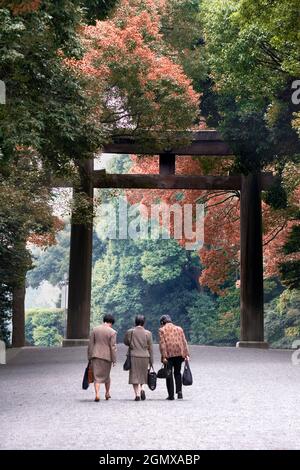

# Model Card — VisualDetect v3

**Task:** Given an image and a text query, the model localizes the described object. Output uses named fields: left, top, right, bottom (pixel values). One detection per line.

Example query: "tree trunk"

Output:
left=12, top=281, right=26, bottom=347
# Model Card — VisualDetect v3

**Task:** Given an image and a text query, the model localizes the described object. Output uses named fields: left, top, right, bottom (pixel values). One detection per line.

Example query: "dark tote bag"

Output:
left=157, top=363, right=172, bottom=379
left=82, top=362, right=91, bottom=390
left=123, top=330, right=134, bottom=371
left=182, top=360, right=193, bottom=386
left=147, top=365, right=157, bottom=391
left=82, top=361, right=94, bottom=390
left=123, top=353, right=131, bottom=371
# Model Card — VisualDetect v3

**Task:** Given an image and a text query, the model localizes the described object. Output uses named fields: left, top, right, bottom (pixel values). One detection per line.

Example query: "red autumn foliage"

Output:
left=27, top=216, right=65, bottom=247
left=125, top=155, right=300, bottom=293
left=66, top=0, right=200, bottom=133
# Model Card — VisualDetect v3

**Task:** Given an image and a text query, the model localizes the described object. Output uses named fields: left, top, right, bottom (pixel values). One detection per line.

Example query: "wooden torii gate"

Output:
left=62, top=130, right=275, bottom=348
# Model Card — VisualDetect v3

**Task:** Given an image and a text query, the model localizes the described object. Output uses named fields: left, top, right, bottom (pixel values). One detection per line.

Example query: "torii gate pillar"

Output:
left=237, top=172, right=268, bottom=348
left=63, top=159, right=93, bottom=347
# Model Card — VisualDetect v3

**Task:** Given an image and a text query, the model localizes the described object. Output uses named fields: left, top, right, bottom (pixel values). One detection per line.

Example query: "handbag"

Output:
left=182, top=360, right=193, bottom=386
left=88, top=362, right=94, bottom=383
left=82, top=361, right=93, bottom=390
left=147, top=365, right=157, bottom=391
left=157, top=363, right=172, bottom=379
left=123, top=330, right=134, bottom=371
left=82, top=363, right=90, bottom=390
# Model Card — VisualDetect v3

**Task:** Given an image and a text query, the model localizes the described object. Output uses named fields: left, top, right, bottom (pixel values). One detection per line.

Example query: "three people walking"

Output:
left=87, top=313, right=189, bottom=401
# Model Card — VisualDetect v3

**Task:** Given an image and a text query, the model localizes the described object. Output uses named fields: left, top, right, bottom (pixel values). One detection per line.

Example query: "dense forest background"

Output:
left=1, top=0, right=299, bottom=348
left=25, top=156, right=299, bottom=347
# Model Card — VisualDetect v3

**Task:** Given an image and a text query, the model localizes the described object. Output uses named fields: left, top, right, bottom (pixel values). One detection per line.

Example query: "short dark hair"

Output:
left=159, top=314, right=172, bottom=326
left=103, top=314, right=115, bottom=325
left=135, top=315, right=145, bottom=326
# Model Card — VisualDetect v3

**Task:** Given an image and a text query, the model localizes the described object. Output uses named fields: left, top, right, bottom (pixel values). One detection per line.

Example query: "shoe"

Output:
left=94, top=397, right=100, bottom=402
left=177, top=392, right=183, bottom=399
left=105, top=394, right=111, bottom=400
left=141, top=390, right=146, bottom=401
left=135, top=396, right=141, bottom=401
left=166, top=396, right=174, bottom=400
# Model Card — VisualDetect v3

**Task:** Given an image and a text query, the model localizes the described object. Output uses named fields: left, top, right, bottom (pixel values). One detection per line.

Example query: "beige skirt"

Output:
left=92, top=358, right=112, bottom=384
left=129, top=357, right=150, bottom=385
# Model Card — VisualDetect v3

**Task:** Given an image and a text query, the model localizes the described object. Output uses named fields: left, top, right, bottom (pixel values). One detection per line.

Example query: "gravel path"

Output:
left=1, top=344, right=300, bottom=450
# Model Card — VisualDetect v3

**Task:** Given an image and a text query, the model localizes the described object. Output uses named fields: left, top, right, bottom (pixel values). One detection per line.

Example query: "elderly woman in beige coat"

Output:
left=88, top=314, right=117, bottom=402
left=124, top=315, right=153, bottom=401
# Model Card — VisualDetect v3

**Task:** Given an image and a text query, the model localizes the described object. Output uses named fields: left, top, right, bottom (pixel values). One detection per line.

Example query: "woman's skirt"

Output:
left=129, top=357, right=150, bottom=385
left=92, top=358, right=112, bottom=384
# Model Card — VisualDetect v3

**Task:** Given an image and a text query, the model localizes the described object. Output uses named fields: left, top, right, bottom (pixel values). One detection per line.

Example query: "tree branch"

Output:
left=206, top=194, right=237, bottom=209
left=263, top=223, right=287, bottom=246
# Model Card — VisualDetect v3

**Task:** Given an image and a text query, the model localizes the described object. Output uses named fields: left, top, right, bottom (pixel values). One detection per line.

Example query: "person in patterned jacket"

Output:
left=158, top=314, right=190, bottom=400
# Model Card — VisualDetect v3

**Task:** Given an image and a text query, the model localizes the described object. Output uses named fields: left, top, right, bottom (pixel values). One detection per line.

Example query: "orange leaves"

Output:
left=66, top=0, right=200, bottom=133
left=199, top=194, right=240, bottom=293
left=125, top=154, right=300, bottom=292
left=126, top=155, right=240, bottom=293
left=0, top=0, right=41, bottom=15
left=27, top=216, right=64, bottom=247
left=75, top=3, right=163, bottom=78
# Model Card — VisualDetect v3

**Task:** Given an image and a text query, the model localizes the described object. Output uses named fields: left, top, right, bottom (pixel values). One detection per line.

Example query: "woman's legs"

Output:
left=140, top=384, right=146, bottom=400
left=166, top=359, right=175, bottom=399
left=173, top=357, right=183, bottom=396
left=93, top=381, right=111, bottom=401
left=105, top=378, right=111, bottom=399
left=133, top=384, right=140, bottom=398
left=94, top=382, right=100, bottom=400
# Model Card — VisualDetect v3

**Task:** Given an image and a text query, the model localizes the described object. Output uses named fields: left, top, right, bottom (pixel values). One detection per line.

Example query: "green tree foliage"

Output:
left=263, top=277, right=284, bottom=303
left=26, top=209, right=297, bottom=348
left=280, top=261, right=300, bottom=291
left=200, top=0, right=300, bottom=176
left=265, top=289, right=300, bottom=348
left=25, top=307, right=64, bottom=346
left=0, top=286, right=11, bottom=343
left=140, top=242, right=188, bottom=285
left=161, top=0, right=207, bottom=90
left=0, top=155, right=57, bottom=343
left=3, top=3, right=298, bottom=349
left=0, top=2, right=106, bottom=172
left=27, top=223, right=106, bottom=288
left=27, top=228, right=71, bottom=289
left=91, top=237, right=201, bottom=339
left=83, top=0, right=119, bottom=24
left=0, top=0, right=117, bottom=342
left=33, top=326, right=63, bottom=347
left=106, top=154, right=132, bottom=174
left=209, top=288, right=240, bottom=346
left=199, top=0, right=300, bottom=305
left=187, top=293, right=217, bottom=344
left=279, top=224, right=300, bottom=290
left=217, top=289, right=240, bottom=340
left=236, top=0, right=300, bottom=76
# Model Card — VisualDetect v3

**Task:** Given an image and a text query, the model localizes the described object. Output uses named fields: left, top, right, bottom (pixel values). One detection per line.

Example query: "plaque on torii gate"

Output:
left=62, top=130, right=273, bottom=349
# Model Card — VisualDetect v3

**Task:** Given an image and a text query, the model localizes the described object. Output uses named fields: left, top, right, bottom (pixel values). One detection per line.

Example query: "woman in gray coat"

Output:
left=124, top=315, right=153, bottom=401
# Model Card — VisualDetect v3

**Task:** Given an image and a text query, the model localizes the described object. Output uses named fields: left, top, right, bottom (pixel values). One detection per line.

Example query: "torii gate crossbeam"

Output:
left=62, top=131, right=272, bottom=348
